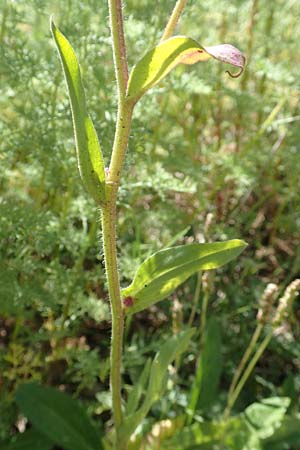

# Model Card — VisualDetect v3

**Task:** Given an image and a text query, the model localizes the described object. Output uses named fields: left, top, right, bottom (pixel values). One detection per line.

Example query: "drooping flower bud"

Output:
left=272, top=279, right=300, bottom=328
left=257, top=283, right=278, bottom=325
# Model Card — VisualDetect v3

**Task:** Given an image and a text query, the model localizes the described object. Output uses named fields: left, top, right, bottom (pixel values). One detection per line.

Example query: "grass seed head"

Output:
left=257, top=283, right=278, bottom=325
left=272, top=279, right=300, bottom=328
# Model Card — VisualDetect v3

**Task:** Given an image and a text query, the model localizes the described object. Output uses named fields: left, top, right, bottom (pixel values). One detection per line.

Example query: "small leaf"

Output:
left=242, top=396, right=290, bottom=440
left=16, top=383, right=103, bottom=450
left=127, top=36, right=245, bottom=103
left=51, top=18, right=106, bottom=204
left=122, top=240, right=247, bottom=315
left=121, top=329, right=194, bottom=442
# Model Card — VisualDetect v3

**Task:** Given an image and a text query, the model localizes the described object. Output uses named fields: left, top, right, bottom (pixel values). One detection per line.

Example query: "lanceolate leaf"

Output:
left=121, top=329, right=194, bottom=442
left=16, top=383, right=103, bottom=450
left=146, top=328, right=195, bottom=406
left=122, top=240, right=247, bottom=315
left=126, top=358, right=152, bottom=415
left=51, top=19, right=106, bottom=204
left=126, top=36, right=246, bottom=103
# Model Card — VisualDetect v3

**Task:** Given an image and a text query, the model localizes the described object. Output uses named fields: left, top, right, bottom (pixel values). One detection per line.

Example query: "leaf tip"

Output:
left=233, top=239, right=248, bottom=250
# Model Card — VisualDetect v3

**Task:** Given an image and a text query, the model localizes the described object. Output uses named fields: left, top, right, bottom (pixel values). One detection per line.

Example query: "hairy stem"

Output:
left=161, top=0, right=188, bottom=41
left=224, top=331, right=272, bottom=418
left=108, top=0, right=129, bottom=99
left=101, top=188, right=124, bottom=436
left=105, top=2, right=134, bottom=447
left=108, top=101, right=134, bottom=184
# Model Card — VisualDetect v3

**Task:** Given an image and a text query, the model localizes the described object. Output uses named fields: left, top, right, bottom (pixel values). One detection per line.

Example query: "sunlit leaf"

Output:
left=127, top=36, right=245, bottom=103
left=243, top=397, right=290, bottom=440
left=16, top=383, right=103, bottom=450
left=51, top=18, right=106, bottom=203
left=122, top=240, right=247, bottom=315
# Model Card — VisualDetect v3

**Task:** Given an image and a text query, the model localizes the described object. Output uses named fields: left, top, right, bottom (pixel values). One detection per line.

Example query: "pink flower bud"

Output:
left=123, top=296, right=134, bottom=307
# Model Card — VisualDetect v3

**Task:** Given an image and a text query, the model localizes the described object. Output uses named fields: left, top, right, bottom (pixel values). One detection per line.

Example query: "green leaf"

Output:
left=122, top=240, right=247, bottom=315
left=16, top=383, right=103, bottom=450
left=0, top=429, right=53, bottom=450
left=121, top=329, right=194, bottom=442
left=146, top=328, right=194, bottom=405
left=159, top=417, right=262, bottom=450
left=263, top=416, right=300, bottom=449
left=50, top=18, right=106, bottom=204
left=126, top=358, right=152, bottom=415
left=242, top=396, right=290, bottom=440
left=159, top=421, right=221, bottom=449
left=127, top=36, right=245, bottom=103
left=188, top=318, right=222, bottom=415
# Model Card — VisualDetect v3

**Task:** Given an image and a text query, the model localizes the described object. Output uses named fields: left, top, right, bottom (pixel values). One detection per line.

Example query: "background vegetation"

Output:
left=1, top=0, right=300, bottom=448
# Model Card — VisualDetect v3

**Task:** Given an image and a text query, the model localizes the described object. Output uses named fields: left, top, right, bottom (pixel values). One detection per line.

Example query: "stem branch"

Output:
left=161, top=0, right=188, bottom=41
left=108, top=0, right=129, bottom=99
left=108, top=101, right=134, bottom=185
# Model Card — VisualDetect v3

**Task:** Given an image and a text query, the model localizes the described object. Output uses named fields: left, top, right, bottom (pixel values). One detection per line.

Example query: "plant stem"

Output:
left=108, top=0, right=128, bottom=99
left=200, top=290, right=209, bottom=342
left=101, top=188, right=124, bottom=436
left=224, top=331, right=272, bottom=418
left=105, top=2, right=134, bottom=447
left=241, top=0, right=259, bottom=89
left=227, top=323, right=263, bottom=405
left=257, top=3, right=275, bottom=125
left=235, top=0, right=259, bottom=152
left=108, top=101, right=134, bottom=184
left=187, top=271, right=202, bottom=327
left=161, top=0, right=188, bottom=41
